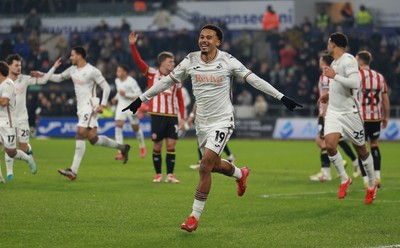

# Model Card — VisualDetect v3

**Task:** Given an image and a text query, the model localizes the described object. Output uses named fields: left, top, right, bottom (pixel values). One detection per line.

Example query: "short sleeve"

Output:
left=2, top=81, right=14, bottom=99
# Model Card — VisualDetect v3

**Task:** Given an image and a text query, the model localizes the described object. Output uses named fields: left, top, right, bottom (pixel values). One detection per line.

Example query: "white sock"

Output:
left=322, top=167, right=331, bottom=178
left=352, top=159, right=359, bottom=168
left=191, top=199, right=206, bottom=220
left=71, top=140, right=86, bottom=174
left=136, top=128, right=145, bottom=148
left=5, top=153, right=14, bottom=176
left=329, top=151, right=349, bottom=183
left=232, top=166, right=242, bottom=180
left=13, top=150, right=31, bottom=161
left=115, top=127, right=123, bottom=144
left=363, top=176, right=368, bottom=185
left=361, top=153, right=375, bottom=188
left=95, top=135, right=121, bottom=149
left=375, top=170, right=381, bottom=180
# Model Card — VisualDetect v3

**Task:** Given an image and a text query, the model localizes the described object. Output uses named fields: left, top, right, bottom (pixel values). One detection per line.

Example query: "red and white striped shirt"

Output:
left=318, top=74, right=330, bottom=115
left=130, top=44, right=184, bottom=118
left=359, top=69, right=387, bottom=121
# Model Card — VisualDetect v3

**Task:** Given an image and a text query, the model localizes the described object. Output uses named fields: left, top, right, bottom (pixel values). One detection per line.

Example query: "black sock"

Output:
left=339, top=140, right=356, bottom=161
left=166, top=152, right=176, bottom=174
left=371, top=146, right=381, bottom=171
left=321, top=149, right=330, bottom=168
left=153, top=153, right=162, bottom=174
left=224, top=145, right=232, bottom=156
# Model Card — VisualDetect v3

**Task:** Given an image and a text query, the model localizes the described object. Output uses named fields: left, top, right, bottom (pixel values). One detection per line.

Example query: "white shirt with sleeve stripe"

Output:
left=115, top=75, right=142, bottom=109
left=328, top=52, right=361, bottom=114
left=141, top=50, right=284, bottom=128
left=0, top=78, right=17, bottom=128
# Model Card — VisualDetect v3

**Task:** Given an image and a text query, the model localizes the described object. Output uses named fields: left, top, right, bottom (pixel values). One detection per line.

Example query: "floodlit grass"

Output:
left=1, top=138, right=399, bottom=248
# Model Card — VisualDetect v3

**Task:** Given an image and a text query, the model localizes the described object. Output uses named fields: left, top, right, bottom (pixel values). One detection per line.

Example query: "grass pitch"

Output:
left=1, top=138, right=399, bottom=248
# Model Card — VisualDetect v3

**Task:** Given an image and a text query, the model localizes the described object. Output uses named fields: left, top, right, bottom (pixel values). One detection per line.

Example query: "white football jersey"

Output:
left=0, top=78, right=16, bottom=128
left=170, top=50, right=251, bottom=127
left=115, top=76, right=142, bottom=109
left=51, top=63, right=107, bottom=112
left=328, top=53, right=361, bottom=114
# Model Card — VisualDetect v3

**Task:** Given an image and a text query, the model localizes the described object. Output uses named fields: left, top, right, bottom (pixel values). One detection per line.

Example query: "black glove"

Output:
left=281, top=95, right=303, bottom=111
left=122, top=98, right=142, bottom=113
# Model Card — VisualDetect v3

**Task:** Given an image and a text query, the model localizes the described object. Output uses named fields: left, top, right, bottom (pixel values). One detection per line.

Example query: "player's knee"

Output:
left=6, top=149, right=17, bottom=158
left=89, top=136, right=98, bottom=145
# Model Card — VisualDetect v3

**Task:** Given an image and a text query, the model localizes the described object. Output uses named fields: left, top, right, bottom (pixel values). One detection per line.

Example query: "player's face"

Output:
left=116, top=67, right=127, bottom=79
left=198, top=29, right=221, bottom=55
left=9, top=60, right=22, bottom=76
left=161, top=58, right=175, bottom=72
left=70, top=50, right=80, bottom=65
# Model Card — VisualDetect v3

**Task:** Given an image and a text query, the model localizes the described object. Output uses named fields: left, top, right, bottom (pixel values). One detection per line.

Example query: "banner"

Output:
left=273, top=118, right=400, bottom=141
left=234, top=118, right=275, bottom=138
left=36, top=117, right=151, bottom=138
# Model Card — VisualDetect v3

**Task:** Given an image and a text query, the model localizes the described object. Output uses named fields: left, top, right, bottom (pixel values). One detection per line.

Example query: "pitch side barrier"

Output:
left=36, top=117, right=400, bottom=141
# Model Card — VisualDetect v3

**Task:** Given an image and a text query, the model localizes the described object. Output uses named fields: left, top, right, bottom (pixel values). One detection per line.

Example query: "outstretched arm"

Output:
left=128, top=31, right=149, bottom=75
left=29, top=58, right=63, bottom=84
left=245, top=73, right=303, bottom=111
left=122, top=75, right=176, bottom=113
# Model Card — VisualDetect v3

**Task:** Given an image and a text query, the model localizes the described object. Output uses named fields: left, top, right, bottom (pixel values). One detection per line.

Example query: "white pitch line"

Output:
left=261, top=187, right=400, bottom=202
left=372, top=245, right=400, bottom=248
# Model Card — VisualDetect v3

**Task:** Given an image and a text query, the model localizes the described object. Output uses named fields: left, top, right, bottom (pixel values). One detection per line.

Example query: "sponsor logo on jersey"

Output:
left=194, top=74, right=223, bottom=83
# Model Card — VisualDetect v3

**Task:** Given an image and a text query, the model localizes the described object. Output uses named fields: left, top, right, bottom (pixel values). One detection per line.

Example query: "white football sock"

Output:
left=5, top=153, right=14, bottom=176
left=232, top=166, right=242, bottom=180
left=361, top=153, right=375, bottom=189
left=375, top=170, right=381, bottom=180
left=329, top=151, right=349, bottom=183
left=322, top=167, right=331, bottom=178
left=95, top=135, right=121, bottom=149
left=136, top=128, right=145, bottom=148
left=115, top=127, right=123, bottom=144
left=71, top=140, right=86, bottom=174
left=13, top=150, right=31, bottom=161
left=191, top=199, right=206, bottom=220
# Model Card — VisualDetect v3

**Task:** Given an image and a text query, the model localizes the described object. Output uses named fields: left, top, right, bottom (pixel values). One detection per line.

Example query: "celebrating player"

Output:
left=0, top=61, right=37, bottom=176
left=42, top=46, right=130, bottom=180
left=5, top=54, right=61, bottom=180
left=123, top=24, right=302, bottom=232
left=320, top=32, right=377, bottom=204
left=111, top=65, right=146, bottom=160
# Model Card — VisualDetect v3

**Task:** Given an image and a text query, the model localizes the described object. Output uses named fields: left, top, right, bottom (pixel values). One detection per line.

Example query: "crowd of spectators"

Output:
left=1, top=8, right=400, bottom=122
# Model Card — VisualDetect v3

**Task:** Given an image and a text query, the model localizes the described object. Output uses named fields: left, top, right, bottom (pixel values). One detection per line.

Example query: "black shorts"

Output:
left=151, top=114, right=178, bottom=142
left=364, top=121, right=381, bottom=141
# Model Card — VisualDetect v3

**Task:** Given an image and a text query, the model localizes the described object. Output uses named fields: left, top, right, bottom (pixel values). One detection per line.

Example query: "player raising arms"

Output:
left=356, top=50, right=390, bottom=188
left=320, top=32, right=377, bottom=204
left=5, top=54, right=61, bottom=180
left=111, top=65, right=146, bottom=160
left=0, top=61, right=37, bottom=176
left=40, top=47, right=130, bottom=180
left=129, top=32, right=185, bottom=183
left=123, top=24, right=302, bottom=232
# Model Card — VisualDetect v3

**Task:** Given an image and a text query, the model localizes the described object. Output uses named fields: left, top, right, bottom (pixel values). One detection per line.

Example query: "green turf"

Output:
left=0, top=138, right=399, bottom=248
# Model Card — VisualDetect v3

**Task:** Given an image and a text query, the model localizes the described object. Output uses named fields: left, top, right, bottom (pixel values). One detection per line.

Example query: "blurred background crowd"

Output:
left=1, top=0, right=400, bottom=126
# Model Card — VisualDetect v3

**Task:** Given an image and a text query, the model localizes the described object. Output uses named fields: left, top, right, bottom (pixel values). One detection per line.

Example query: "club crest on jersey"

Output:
left=193, top=66, right=201, bottom=70
left=195, top=74, right=223, bottom=83
left=215, top=63, right=223, bottom=70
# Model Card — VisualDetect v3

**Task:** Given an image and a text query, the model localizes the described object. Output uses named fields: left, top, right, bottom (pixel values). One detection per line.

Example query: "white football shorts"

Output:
left=197, top=125, right=233, bottom=156
left=115, top=104, right=140, bottom=125
left=77, top=106, right=98, bottom=128
left=0, top=127, right=17, bottom=149
left=324, top=111, right=365, bottom=146
left=16, top=119, right=30, bottom=143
